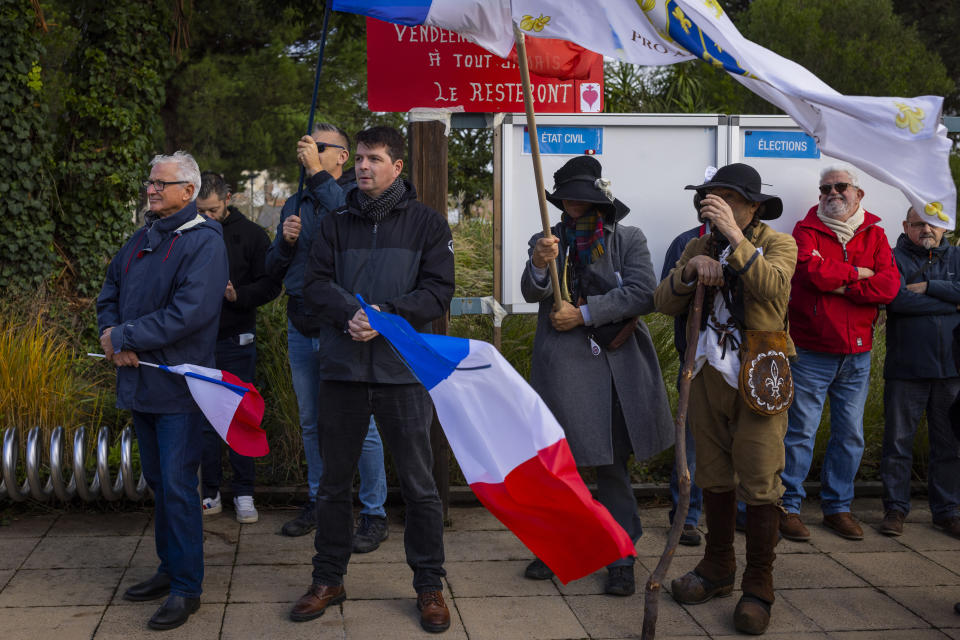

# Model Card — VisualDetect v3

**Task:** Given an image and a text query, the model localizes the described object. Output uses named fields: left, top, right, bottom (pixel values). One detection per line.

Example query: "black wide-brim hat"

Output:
left=545, top=156, right=629, bottom=220
left=685, top=162, right=783, bottom=220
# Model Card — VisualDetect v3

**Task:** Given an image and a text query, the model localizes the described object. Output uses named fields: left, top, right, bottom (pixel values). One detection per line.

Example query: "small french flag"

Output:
left=165, top=363, right=269, bottom=457
left=360, top=298, right=635, bottom=583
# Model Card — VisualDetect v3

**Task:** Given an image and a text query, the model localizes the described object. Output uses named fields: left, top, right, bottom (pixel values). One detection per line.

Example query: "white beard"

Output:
left=818, top=198, right=850, bottom=220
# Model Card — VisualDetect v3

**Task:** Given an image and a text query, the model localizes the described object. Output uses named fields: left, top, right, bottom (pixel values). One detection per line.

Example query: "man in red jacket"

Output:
left=780, top=165, right=900, bottom=542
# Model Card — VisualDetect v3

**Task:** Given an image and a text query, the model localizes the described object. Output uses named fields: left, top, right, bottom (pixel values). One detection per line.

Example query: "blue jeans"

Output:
left=669, top=421, right=703, bottom=527
left=201, top=336, right=257, bottom=498
left=881, top=377, right=960, bottom=520
left=782, top=348, right=872, bottom=515
left=133, top=411, right=204, bottom=598
left=312, top=381, right=444, bottom=592
left=287, top=319, right=387, bottom=516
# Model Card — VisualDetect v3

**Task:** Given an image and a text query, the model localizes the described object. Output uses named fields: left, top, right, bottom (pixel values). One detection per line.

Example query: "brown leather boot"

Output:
left=671, top=490, right=737, bottom=604
left=735, top=503, right=780, bottom=635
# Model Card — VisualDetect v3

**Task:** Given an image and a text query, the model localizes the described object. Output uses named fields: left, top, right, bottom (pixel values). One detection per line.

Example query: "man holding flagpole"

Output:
left=97, top=151, right=228, bottom=631
left=293, top=126, right=455, bottom=633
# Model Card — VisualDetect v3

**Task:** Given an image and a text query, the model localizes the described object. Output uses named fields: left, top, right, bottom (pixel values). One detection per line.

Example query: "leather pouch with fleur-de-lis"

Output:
left=738, top=330, right=794, bottom=416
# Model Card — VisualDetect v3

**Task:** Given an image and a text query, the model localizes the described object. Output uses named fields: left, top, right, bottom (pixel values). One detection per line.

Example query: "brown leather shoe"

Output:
left=879, top=510, right=905, bottom=536
left=822, top=512, right=863, bottom=540
left=289, top=584, right=346, bottom=622
left=779, top=512, right=810, bottom=542
left=417, top=590, right=451, bottom=633
left=934, top=515, right=960, bottom=539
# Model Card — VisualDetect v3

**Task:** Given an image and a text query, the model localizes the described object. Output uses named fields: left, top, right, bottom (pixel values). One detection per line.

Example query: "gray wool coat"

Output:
left=521, top=218, right=675, bottom=467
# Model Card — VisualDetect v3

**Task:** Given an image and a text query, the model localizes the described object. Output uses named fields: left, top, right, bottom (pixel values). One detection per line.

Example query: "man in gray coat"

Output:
left=520, top=155, right=674, bottom=596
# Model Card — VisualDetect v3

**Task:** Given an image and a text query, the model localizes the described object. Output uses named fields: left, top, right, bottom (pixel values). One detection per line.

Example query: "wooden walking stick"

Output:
left=641, top=282, right=706, bottom=640
left=513, top=23, right=562, bottom=310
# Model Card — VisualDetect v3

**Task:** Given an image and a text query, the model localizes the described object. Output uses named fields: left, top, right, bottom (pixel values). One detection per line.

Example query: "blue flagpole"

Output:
left=292, top=1, right=334, bottom=219
left=88, top=353, right=250, bottom=395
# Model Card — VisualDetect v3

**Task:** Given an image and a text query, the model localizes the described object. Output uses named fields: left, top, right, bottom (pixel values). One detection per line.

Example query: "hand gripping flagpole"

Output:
left=513, top=23, right=563, bottom=310
left=641, top=282, right=704, bottom=640
left=292, top=1, right=334, bottom=219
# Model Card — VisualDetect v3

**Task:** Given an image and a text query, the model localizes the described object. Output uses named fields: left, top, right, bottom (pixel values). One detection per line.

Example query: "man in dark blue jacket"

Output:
left=880, top=206, right=960, bottom=538
left=291, top=126, right=455, bottom=633
left=265, top=125, right=389, bottom=543
left=196, top=172, right=281, bottom=524
left=97, top=151, right=228, bottom=631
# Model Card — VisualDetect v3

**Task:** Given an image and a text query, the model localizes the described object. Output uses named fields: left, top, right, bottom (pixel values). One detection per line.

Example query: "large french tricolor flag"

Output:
left=165, top=363, right=269, bottom=457
left=360, top=298, right=635, bottom=583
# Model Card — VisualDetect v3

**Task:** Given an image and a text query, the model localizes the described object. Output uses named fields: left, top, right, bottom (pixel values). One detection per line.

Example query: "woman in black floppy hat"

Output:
left=520, top=155, right=674, bottom=595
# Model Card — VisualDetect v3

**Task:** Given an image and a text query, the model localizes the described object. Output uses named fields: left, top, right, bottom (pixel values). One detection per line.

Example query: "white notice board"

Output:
left=499, top=113, right=912, bottom=313
left=501, top=113, right=727, bottom=313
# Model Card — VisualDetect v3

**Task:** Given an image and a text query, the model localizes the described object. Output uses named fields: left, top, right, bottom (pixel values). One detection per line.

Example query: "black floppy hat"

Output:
left=685, top=162, right=783, bottom=220
left=545, top=156, right=629, bottom=220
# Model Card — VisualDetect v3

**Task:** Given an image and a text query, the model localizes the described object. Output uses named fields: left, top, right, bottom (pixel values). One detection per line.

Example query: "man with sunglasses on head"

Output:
left=781, top=165, right=900, bottom=543
left=266, top=125, right=389, bottom=545
left=878, top=207, right=960, bottom=539
left=97, top=151, right=228, bottom=630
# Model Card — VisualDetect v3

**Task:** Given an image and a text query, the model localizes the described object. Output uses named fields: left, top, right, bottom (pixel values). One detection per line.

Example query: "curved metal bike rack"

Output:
left=0, top=425, right=147, bottom=503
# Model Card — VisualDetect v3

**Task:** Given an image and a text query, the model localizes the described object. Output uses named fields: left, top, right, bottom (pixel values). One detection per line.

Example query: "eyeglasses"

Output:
left=143, top=179, right=189, bottom=192
left=316, top=142, right=346, bottom=153
left=908, top=221, right=938, bottom=229
left=819, top=182, right=855, bottom=195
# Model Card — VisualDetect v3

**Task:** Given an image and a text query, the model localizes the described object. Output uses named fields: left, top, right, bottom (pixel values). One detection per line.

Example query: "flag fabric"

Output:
left=165, top=363, right=268, bottom=457
left=358, top=298, right=636, bottom=584
left=334, top=0, right=955, bottom=228
left=507, top=35, right=594, bottom=80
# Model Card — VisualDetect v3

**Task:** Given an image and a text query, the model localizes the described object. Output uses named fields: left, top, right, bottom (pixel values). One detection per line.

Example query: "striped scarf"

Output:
left=563, top=210, right=605, bottom=266
left=357, top=177, right=407, bottom=224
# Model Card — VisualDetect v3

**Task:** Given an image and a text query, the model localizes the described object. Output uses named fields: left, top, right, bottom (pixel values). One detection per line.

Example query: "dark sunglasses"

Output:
left=819, top=182, right=854, bottom=195
left=316, top=142, right=346, bottom=153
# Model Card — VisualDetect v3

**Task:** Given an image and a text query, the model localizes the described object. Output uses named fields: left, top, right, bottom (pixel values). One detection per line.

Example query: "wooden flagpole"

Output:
left=512, top=23, right=562, bottom=310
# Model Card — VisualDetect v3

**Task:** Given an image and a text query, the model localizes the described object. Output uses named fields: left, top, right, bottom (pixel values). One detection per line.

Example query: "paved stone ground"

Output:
left=1, top=497, right=959, bottom=639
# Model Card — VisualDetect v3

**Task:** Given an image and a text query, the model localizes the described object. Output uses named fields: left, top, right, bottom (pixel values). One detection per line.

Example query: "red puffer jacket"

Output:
left=788, top=206, right=900, bottom=354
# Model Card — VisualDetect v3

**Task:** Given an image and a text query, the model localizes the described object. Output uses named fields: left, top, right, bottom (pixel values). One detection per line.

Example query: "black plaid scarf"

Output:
left=357, top=177, right=407, bottom=224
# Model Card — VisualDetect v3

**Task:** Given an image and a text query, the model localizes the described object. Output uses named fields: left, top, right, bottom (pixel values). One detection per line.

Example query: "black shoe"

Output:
left=123, top=572, right=171, bottom=602
left=679, top=524, right=702, bottom=547
left=605, top=566, right=636, bottom=596
left=281, top=502, right=317, bottom=537
left=147, top=595, right=200, bottom=630
left=524, top=558, right=554, bottom=580
left=352, top=514, right=389, bottom=553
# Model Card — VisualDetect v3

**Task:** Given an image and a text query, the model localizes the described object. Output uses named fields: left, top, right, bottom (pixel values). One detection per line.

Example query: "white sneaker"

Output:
left=234, top=495, right=259, bottom=524
left=202, top=492, right=222, bottom=516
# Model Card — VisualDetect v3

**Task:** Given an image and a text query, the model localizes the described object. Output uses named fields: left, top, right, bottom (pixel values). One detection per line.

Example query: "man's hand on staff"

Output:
left=550, top=300, right=583, bottom=332
left=682, top=255, right=724, bottom=287
left=531, top=236, right=559, bottom=268
left=282, top=215, right=302, bottom=246
left=297, top=135, right=323, bottom=177
left=349, top=306, right=381, bottom=342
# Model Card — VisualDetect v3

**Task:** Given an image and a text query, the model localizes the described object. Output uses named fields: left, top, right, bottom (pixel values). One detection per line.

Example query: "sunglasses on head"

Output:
left=819, top=182, right=854, bottom=195
left=316, top=142, right=346, bottom=153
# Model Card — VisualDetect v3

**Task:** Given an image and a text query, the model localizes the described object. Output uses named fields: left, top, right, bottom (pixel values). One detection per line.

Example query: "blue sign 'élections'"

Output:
left=523, top=126, right=603, bottom=155
left=744, top=130, right=820, bottom=159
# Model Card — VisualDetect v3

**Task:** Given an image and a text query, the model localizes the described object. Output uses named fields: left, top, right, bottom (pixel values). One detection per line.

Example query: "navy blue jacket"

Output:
left=659, top=225, right=705, bottom=361
left=885, top=233, right=960, bottom=380
left=303, top=181, right=455, bottom=384
left=97, top=202, right=229, bottom=413
left=265, top=169, right=353, bottom=333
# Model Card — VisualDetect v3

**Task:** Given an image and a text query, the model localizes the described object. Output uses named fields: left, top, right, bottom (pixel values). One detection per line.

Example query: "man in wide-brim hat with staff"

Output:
left=655, top=163, right=797, bottom=635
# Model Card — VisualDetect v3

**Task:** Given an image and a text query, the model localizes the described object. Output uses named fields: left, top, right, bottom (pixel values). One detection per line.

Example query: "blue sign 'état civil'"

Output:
left=523, top=126, right=603, bottom=155
left=744, top=130, right=820, bottom=159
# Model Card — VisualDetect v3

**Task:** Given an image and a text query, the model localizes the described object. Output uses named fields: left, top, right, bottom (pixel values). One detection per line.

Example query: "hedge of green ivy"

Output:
left=0, top=0, right=56, bottom=294
left=51, top=0, right=175, bottom=296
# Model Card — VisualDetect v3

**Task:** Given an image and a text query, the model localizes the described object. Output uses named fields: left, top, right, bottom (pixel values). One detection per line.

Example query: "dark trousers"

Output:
left=133, top=410, right=204, bottom=598
left=201, top=336, right=257, bottom=498
left=311, top=381, right=445, bottom=592
left=881, top=377, right=960, bottom=520
left=595, top=395, right=642, bottom=568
